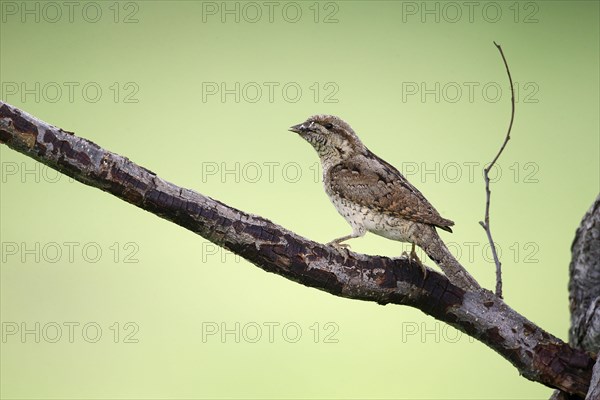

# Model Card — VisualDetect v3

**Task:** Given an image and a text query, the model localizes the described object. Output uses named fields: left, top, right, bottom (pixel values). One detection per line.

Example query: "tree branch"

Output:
left=479, top=41, right=516, bottom=299
left=0, top=101, right=595, bottom=397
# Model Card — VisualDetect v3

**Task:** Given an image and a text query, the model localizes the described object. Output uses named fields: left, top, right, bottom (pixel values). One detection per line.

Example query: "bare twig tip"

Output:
left=480, top=41, right=516, bottom=299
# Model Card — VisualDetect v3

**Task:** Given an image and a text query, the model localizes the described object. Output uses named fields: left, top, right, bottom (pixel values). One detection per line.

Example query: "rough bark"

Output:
left=570, top=196, right=600, bottom=352
left=0, top=101, right=596, bottom=397
left=551, top=196, right=600, bottom=400
left=586, top=360, right=600, bottom=400
left=574, top=196, right=600, bottom=400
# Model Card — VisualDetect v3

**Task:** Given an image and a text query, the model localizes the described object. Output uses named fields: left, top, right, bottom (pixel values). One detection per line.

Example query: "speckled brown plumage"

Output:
left=290, top=114, right=479, bottom=290
left=327, top=155, right=454, bottom=232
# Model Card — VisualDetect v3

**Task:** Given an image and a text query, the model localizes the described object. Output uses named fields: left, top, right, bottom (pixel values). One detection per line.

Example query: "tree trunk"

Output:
left=552, top=196, right=600, bottom=400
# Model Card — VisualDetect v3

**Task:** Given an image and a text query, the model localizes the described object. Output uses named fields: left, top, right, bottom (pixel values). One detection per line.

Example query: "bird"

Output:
left=288, top=114, right=479, bottom=291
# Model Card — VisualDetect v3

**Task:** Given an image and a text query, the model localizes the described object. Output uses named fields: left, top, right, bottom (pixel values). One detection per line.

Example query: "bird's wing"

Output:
left=326, top=152, right=455, bottom=231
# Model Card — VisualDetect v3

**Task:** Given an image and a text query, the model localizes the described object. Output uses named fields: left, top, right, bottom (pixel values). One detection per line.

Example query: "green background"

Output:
left=1, top=1, right=598, bottom=398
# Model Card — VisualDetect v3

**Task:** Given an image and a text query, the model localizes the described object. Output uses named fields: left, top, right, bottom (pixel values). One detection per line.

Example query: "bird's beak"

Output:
left=288, top=123, right=306, bottom=134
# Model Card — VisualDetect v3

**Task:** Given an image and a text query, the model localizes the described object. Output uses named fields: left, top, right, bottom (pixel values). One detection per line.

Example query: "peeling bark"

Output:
left=0, top=101, right=596, bottom=397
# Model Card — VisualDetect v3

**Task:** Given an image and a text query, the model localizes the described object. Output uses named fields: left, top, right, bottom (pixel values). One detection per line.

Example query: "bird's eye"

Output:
left=324, top=123, right=334, bottom=130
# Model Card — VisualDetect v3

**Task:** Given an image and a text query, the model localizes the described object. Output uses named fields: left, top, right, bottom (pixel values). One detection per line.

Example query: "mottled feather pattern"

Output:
left=291, top=114, right=454, bottom=232
left=289, top=114, right=480, bottom=291
left=325, top=153, right=454, bottom=233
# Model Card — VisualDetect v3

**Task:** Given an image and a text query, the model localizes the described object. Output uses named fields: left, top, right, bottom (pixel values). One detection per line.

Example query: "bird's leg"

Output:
left=402, top=243, right=427, bottom=279
left=327, top=226, right=365, bottom=248
left=328, top=234, right=355, bottom=248
left=327, top=227, right=365, bottom=259
left=409, top=243, right=427, bottom=280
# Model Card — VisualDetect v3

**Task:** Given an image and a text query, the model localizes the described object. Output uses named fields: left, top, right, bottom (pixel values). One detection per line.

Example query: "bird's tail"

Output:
left=418, top=228, right=480, bottom=291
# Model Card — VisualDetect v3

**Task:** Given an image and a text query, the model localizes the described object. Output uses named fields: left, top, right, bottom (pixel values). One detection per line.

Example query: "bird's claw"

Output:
left=328, top=241, right=351, bottom=249
left=328, top=241, right=351, bottom=261
left=403, top=246, right=427, bottom=280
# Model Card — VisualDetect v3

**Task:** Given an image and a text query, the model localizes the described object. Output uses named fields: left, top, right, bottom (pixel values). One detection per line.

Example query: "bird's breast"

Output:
left=326, top=191, right=419, bottom=243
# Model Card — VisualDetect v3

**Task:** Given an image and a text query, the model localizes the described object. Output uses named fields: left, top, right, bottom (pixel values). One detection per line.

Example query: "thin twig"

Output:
left=479, top=41, right=516, bottom=299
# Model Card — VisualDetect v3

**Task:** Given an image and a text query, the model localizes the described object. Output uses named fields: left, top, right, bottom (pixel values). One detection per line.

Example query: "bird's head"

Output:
left=289, top=115, right=366, bottom=162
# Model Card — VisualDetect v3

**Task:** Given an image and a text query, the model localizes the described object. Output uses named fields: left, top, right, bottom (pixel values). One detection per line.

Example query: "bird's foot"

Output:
left=327, top=241, right=351, bottom=261
left=403, top=245, right=427, bottom=280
